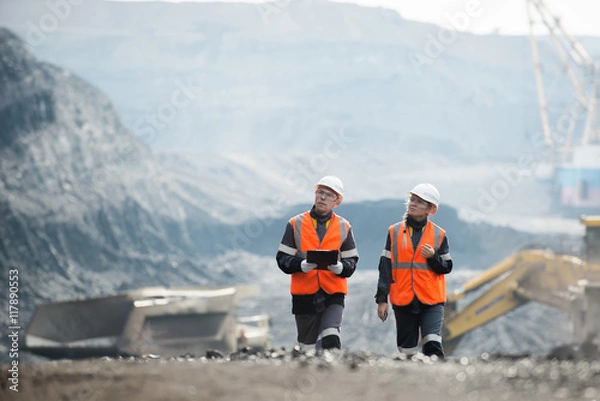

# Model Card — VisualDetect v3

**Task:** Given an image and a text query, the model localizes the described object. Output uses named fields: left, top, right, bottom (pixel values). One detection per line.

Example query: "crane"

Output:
left=525, top=0, right=600, bottom=210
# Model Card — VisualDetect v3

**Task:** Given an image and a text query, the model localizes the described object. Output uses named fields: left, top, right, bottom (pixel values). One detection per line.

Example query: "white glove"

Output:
left=301, top=260, right=317, bottom=273
left=327, top=262, right=343, bottom=275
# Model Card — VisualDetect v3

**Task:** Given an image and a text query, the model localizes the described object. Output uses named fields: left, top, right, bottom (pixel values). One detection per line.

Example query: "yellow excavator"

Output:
left=443, top=215, right=600, bottom=356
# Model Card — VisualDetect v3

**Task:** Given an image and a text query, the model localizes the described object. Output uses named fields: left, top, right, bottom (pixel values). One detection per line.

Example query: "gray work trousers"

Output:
left=295, top=303, right=343, bottom=350
left=393, top=301, right=444, bottom=358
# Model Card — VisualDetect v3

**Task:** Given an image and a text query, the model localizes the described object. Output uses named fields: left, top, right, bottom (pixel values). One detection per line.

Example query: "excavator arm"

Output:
left=442, top=249, right=597, bottom=355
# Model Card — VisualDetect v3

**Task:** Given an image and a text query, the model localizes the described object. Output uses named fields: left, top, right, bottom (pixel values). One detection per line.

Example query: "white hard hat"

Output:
left=409, top=183, right=440, bottom=212
left=316, top=175, right=344, bottom=200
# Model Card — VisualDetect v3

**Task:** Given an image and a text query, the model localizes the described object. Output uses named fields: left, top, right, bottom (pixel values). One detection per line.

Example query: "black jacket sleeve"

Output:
left=427, top=235, right=452, bottom=275
left=374, top=232, right=392, bottom=304
left=276, top=221, right=303, bottom=274
left=338, top=226, right=359, bottom=278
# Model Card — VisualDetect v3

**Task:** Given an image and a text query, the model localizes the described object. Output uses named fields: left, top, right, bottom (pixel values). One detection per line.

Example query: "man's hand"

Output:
left=377, top=302, right=389, bottom=322
left=300, top=260, right=317, bottom=273
left=327, top=261, right=343, bottom=274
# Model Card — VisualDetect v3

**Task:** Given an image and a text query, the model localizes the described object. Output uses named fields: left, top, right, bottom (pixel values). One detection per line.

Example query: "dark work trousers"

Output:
left=393, top=302, right=444, bottom=358
left=295, top=304, right=343, bottom=350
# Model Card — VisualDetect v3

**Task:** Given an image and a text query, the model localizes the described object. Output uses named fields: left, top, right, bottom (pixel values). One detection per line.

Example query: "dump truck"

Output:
left=24, top=285, right=271, bottom=359
left=443, top=215, right=600, bottom=356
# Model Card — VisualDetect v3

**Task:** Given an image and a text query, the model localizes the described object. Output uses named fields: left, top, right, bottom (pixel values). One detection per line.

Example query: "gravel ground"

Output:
left=2, top=348, right=599, bottom=401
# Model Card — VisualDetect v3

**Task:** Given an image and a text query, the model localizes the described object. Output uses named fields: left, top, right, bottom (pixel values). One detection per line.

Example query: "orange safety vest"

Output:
left=389, top=220, right=446, bottom=306
left=289, top=211, right=349, bottom=295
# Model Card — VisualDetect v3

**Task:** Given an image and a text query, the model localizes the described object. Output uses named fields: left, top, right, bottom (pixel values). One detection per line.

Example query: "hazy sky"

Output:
left=113, top=0, right=600, bottom=37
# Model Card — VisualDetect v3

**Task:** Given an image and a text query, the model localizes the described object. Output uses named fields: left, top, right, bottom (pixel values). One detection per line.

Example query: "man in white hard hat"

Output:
left=375, top=183, right=452, bottom=359
left=276, top=175, right=359, bottom=351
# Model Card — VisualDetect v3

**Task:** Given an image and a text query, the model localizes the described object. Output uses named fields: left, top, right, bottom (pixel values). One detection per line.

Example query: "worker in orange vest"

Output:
left=276, top=175, right=359, bottom=351
left=375, top=183, right=452, bottom=359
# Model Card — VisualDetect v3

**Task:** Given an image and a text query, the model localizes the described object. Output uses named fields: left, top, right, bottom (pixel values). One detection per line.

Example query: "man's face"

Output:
left=314, top=186, right=340, bottom=215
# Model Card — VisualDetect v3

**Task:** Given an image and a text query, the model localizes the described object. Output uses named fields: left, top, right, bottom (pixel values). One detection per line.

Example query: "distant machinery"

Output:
left=526, top=0, right=600, bottom=211
left=24, top=285, right=271, bottom=359
left=443, top=215, right=600, bottom=357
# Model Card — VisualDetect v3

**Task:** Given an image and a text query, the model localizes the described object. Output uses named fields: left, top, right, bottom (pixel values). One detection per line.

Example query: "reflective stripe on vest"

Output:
left=389, top=220, right=446, bottom=305
left=290, top=211, right=349, bottom=295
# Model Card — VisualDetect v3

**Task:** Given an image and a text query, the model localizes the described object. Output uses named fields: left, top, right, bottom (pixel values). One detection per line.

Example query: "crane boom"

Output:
left=526, top=0, right=600, bottom=210
left=526, top=0, right=553, bottom=147
left=534, top=0, right=595, bottom=70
